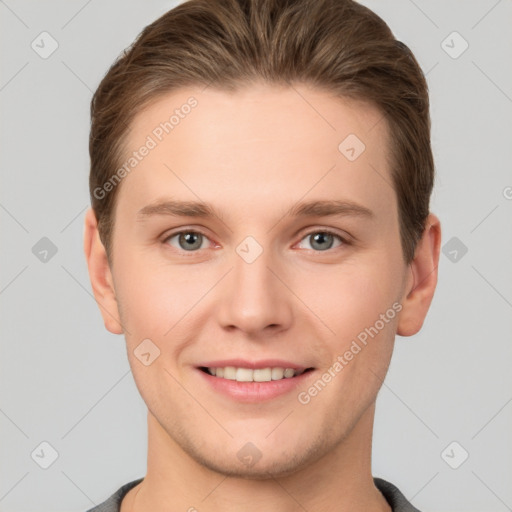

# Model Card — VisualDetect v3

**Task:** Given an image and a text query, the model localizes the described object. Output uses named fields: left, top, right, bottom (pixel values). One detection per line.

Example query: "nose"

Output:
left=215, top=241, right=293, bottom=337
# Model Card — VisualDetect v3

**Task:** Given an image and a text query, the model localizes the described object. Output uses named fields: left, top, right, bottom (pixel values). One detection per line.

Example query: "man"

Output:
left=84, top=0, right=441, bottom=510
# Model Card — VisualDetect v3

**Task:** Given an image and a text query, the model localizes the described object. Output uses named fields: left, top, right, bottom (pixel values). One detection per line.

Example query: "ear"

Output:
left=83, top=208, right=124, bottom=334
left=396, top=213, right=441, bottom=337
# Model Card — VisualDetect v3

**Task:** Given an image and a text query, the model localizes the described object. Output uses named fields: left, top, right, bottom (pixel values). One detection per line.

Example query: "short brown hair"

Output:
left=89, top=0, right=434, bottom=265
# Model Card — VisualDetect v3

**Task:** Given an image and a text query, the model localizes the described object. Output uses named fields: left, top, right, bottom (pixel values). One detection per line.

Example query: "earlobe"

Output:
left=83, top=208, right=124, bottom=335
left=396, top=213, right=442, bottom=337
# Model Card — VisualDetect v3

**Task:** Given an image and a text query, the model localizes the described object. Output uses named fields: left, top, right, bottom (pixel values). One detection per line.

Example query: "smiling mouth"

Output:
left=198, top=366, right=315, bottom=382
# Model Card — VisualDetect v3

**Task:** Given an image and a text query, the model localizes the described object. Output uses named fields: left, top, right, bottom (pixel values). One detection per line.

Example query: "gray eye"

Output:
left=309, top=232, right=336, bottom=251
left=298, top=231, right=344, bottom=252
left=167, top=231, right=206, bottom=251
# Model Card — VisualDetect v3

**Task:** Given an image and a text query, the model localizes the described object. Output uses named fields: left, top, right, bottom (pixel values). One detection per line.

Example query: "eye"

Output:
left=162, top=228, right=349, bottom=254
left=164, top=230, right=211, bottom=252
left=297, top=230, right=347, bottom=252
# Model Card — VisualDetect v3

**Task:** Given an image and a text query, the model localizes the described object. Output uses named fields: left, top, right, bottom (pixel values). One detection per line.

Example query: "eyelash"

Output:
left=162, top=228, right=350, bottom=255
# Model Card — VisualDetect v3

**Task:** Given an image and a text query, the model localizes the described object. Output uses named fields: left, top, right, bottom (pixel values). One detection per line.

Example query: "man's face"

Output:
left=104, top=83, right=412, bottom=477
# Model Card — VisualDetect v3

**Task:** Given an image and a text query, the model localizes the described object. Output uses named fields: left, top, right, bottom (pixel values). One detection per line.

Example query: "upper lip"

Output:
left=197, top=359, right=312, bottom=371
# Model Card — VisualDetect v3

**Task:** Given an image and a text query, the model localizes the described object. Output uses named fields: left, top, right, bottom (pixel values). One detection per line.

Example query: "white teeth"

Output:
left=271, top=367, right=284, bottom=380
left=205, top=366, right=304, bottom=382
left=253, top=368, right=272, bottom=382
left=235, top=368, right=253, bottom=382
left=223, top=366, right=237, bottom=380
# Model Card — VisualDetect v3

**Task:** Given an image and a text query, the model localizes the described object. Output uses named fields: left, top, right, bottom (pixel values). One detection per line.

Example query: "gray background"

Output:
left=1, top=0, right=511, bottom=511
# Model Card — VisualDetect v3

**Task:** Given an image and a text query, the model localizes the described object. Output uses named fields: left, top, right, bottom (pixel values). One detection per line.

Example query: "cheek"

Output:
left=296, top=266, right=397, bottom=408
left=113, top=254, right=188, bottom=336
left=114, top=261, right=191, bottom=413
left=297, top=257, right=401, bottom=395
left=305, top=261, right=399, bottom=337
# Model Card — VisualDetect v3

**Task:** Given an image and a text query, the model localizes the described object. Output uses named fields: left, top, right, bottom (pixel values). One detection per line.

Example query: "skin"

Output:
left=84, top=83, right=441, bottom=512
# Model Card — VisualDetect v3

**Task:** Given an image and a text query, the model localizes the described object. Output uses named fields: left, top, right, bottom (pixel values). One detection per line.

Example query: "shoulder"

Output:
left=373, top=477, right=422, bottom=512
left=85, top=478, right=144, bottom=512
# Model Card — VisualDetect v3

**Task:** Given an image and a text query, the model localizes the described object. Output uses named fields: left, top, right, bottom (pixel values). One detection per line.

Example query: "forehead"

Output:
left=118, top=83, right=395, bottom=223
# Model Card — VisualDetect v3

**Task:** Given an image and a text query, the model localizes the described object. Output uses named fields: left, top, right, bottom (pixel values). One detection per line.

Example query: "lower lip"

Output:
left=196, top=368, right=315, bottom=403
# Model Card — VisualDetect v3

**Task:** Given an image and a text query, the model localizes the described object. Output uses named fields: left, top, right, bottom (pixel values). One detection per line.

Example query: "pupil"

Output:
left=312, top=232, right=333, bottom=251
left=180, top=232, right=201, bottom=250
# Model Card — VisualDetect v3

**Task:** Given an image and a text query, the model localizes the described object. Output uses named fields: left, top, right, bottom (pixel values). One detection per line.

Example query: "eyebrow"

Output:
left=136, top=199, right=374, bottom=221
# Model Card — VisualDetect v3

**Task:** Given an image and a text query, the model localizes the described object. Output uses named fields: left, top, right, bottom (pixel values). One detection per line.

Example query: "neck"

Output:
left=123, top=403, right=390, bottom=512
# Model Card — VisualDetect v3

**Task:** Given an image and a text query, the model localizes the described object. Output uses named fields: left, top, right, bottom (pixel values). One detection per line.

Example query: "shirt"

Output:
left=85, top=476, right=421, bottom=511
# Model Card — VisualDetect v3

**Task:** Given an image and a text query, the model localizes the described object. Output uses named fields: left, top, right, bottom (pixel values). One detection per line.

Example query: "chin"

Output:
left=196, top=451, right=311, bottom=480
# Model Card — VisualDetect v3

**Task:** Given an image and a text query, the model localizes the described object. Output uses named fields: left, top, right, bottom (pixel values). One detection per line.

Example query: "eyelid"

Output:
left=299, top=225, right=350, bottom=239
